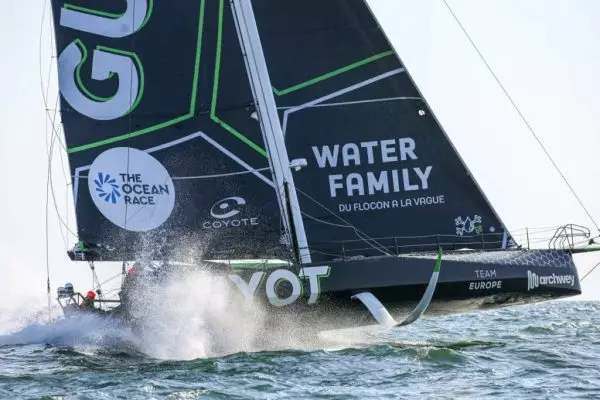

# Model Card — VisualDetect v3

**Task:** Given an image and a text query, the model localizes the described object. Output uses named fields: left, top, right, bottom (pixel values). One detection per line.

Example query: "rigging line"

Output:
left=51, top=136, right=69, bottom=248
left=45, top=98, right=68, bottom=178
left=310, top=249, right=345, bottom=259
left=580, top=260, right=600, bottom=282
left=45, top=16, right=55, bottom=104
left=48, top=110, right=68, bottom=153
left=47, top=97, right=78, bottom=241
left=65, top=182, right=69, bottom=240
left=45, top=109, right=67, bottom=154
left=293, top=186, right=391, bottom=256
left=301, top=211, right=352, bottom=229
left=48, top=127, right=77, bottom=248
left=43, top=72, right=55, bottom=157
left=43, top=9, right=55, bottom=114
left=99, top=272, right=126, bottom=287
left=89, top=262, right=106, bottom=303
left=40, top=0, right=55, bottom=323
left=40, top=4, right=67, bottom=157
left=50, top=166, right=76, bottom=243
left=38, top=0, right=50, bottom=112
left=48, top=120, right=70, bottom=249
left=443, top=0, right=600, bottom=233
left=48, top=95, right=70, bottom=185
left=300, top=210, right=390, bottom=255
left=354, top=230, right=393, bottom=256
left=41, top=32, right=67, bottom=179
left=44, top=87, right=67, bottom=153
left=45, top=112, right=53, bottom=324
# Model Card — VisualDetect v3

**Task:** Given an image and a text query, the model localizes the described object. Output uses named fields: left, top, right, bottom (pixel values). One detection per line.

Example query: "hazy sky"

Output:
left=0, top=0, right=598, bottom=314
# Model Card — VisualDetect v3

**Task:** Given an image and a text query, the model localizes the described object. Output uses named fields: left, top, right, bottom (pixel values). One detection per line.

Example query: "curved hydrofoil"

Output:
left=351, top=249, right=443, bottom=327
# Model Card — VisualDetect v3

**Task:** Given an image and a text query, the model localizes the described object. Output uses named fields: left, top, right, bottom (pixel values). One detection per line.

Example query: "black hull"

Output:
left=226, top=249, right=581, bottom=330
left=106, top=249, right=580, bottom=333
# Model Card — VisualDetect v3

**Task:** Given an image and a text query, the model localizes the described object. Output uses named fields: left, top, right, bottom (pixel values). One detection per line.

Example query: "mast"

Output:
left=230, top=0, right=311, bottom=264
left=284, top=181, right=300, bottom=264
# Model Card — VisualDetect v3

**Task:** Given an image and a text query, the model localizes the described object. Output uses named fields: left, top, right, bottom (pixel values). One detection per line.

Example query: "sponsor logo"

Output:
left=94, top=173, right=121, bottom=204
left=88, top=147, right=175, bottom=231
left=57, top=2, right=150, bottom=121
left=455, top=215, right=483, bottom=236
left=229, top=266, right=331, bottom=307
left=469, top=280, right=502, bottom=290
left=469, top=269, right=502, bottom=290
left=210, top=197, right=245, bottom=219
left=202, top=197, right=258, bottom=229
left=527, top=270, right=575, bottom=291
left=311, top=138, right=445, bottom=214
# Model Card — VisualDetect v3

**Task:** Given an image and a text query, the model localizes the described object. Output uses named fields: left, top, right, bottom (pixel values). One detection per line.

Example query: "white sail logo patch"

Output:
left=88, top=147, right=175, bottom=231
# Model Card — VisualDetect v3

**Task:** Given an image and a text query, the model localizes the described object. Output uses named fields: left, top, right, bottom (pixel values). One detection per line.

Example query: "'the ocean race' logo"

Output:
left=88, top=147, right=175, bottom=232
left=94, top=173, right=121, bottom=204
left=527, top=270, right=575, bottom=291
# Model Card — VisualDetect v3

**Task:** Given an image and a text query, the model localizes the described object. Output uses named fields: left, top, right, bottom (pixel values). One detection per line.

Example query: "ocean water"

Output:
left=0, top=300, right=599, bottom=399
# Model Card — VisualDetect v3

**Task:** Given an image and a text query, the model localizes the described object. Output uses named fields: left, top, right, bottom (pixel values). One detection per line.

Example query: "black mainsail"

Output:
left=252, top=0, right=511, bottom=262
left=51, top=0, right=300, bottom=261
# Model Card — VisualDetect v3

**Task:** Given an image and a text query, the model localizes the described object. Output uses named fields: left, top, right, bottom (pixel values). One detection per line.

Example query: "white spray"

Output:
left=0, top=265, right=376, bottom=359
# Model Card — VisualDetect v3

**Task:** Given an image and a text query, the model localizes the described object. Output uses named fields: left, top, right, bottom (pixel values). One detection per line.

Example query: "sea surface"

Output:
left=0, top=301, right=599, bottom=399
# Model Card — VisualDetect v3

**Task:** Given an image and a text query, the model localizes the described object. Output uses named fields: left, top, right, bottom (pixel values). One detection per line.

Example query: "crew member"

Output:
left=80, top=290, right=96, bottom=309
left=119, top=262, right=141, bottom=305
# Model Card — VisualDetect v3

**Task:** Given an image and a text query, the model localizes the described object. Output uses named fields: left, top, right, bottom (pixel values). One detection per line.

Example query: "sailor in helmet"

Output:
left=80, top=290, right=96, bottom=309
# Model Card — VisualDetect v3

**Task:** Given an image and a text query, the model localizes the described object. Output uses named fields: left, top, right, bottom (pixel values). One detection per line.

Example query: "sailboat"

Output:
left=49, top=0, right=593, bottom=330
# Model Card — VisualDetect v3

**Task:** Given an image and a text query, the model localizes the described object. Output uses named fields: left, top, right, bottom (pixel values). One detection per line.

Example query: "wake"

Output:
left=0, top=313, right=136, bottom=349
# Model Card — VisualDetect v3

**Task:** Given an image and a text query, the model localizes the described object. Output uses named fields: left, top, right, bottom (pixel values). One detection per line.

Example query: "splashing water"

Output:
left=0, top=266, right=376, bottom=360
left=0, top=268, right=256, bottom=358
left=0, top=312, right=135, bottom=350
left=125, top=266, right=357, bottom=359
left=125, top=266, right=268, bottom=359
